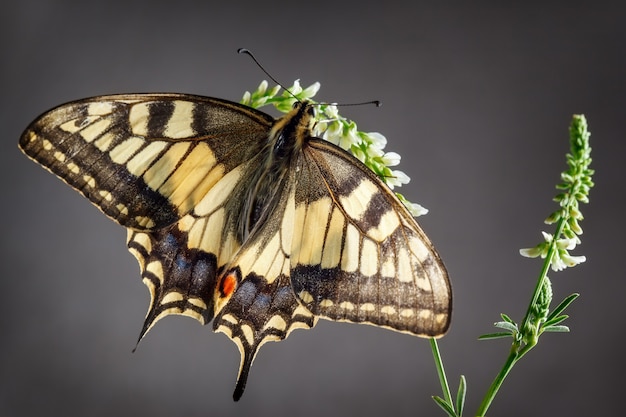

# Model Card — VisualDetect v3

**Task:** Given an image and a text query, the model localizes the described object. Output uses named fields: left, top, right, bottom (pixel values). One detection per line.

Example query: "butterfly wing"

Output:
left=211, top=135, right=450, bottom=400
left=19, top=93, right=277, bottom=339
left=19, top=94, right=274, bottom=230
left=126, top=152, right=272, bottom=341
left=290, top=138, right=451, bottom=336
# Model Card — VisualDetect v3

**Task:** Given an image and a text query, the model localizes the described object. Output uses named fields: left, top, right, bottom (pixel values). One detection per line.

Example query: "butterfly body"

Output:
left=19, top=93, right=451, bottom=400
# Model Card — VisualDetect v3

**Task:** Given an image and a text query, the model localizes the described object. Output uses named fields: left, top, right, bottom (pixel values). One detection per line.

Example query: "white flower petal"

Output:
left=269, top=84, right=281, bottom=97
left=323, top=105, right=338, bottom=118
left=551, top=257, right=567, bottom=271
left=520, top=247, right=542, bottom=258
left=367, top=147, right=384, bottom=158
left=381, top=151, right=401, bottom=166
left=367, top=132, right=387, bottom=149
left=561, top=253, right=586, bottom=267
left=289, top=79, right=302, bottom=94
left=407, top=202, right=429, bottom=217
left=257, top=80, right=268, bottom=94
left=391, top=170, right=410, bottom=185
left=556, top=237, right=578, bottom=250
left=541, top=231, right=554, bottom=242
left=302, top=82, right=320, bottom=98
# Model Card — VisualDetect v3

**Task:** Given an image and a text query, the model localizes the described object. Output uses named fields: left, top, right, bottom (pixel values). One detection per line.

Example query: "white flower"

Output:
left=385, top=170, right=411, bottom=189
left=256, top=80, right=268, bottom=95
left=569, top=217, right=583, bottom=235
left=381, top=151, right=401, bottom=167
left=241, top=91, right=251, bottom=105
left=366, top=132, right=387, bottom=149
left=520, top=233, right=585, bottom=270
left=268, top=84, right=281, bottom=97
left=314, top=120, right=328, bottom=135
left=342, top=125, right=361, bottom=151
left=407, top=201, right=429, bottom=217
left=556, top=237, right=580, bottom=250
left=352, top=147, right=367, bottom=163
left=320, top=121, right=344, bottom=147
left=541, top=231, right=553, bottom=242
left=520, top=246, right=543, bottom=258
left=560, top=253, right=587, bottom=268
left=551, top=260, right=565, bottom=271
left=301, top=82, right=321, bottom=99
left=289, top=80, right=302, bottom=95
left=366, top=146, right=384, bottom=158
left=323, top=104, right=338, bottom=119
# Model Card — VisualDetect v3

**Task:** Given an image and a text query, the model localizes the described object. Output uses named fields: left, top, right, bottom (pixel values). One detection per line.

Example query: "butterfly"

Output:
left=19, top=91, right=451, bottom=400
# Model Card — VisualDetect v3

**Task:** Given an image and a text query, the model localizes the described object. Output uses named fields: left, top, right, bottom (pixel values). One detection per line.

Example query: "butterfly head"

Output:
left=268, top=101, right=317, bottom=158
left=290, top=100, right=317, bottom=130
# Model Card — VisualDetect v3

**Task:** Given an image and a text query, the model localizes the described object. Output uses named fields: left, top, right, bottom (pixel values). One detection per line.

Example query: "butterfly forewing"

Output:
left=19, top=94, right=274, bottom=230
left=291, top=139, right=450, bottom=336
left=19, top=92, right=451, bottom=401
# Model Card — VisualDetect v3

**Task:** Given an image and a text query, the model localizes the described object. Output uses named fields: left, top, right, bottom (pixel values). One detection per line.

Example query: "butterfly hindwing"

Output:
left=211, top=171, right=316, bottom=400
left=127, top=226, right=220, bottom=340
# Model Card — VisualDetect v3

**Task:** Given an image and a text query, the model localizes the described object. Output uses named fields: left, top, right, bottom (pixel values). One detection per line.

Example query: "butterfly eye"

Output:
left=307, top=106, right=315, bottom=117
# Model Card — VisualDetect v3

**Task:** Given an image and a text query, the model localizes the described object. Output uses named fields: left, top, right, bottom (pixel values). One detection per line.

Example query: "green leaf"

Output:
left=455, top=375, right=466, bottom=416
left=478, top=332, right=514, bottom=340
left=432, top=396, right=457, bottom=417
left=542, top=325, right=570, bottom=333
left=493, top=321, right=518, bottom=333
left=542, top=314, right=569, bottom=328
left=546, top=293, right=579, bottom=322
left=500, top=313, right=515, bottom=324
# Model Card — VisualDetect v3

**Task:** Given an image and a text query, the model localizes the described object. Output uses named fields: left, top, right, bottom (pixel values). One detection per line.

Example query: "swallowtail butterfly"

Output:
left=19, top=88, right=451, bottom=400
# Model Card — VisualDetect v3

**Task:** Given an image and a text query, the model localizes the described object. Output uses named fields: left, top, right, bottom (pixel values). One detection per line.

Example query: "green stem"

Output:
left=430, top=338, right=453, bottom=405
left=518, top=216, right=567, bottom=351
left=475, top=347, right=519, bottom=416
left=475, top=216, right=567, bottom=416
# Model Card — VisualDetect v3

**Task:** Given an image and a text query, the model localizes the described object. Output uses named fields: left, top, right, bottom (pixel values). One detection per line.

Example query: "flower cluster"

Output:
left=240, top=80, right=428, bottom=217
left=519, top=115, right=594, bottom=271
left=520, top=233, right=587, bottom=271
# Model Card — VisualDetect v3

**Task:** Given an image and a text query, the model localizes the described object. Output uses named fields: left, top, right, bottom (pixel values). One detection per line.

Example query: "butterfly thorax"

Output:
left=238, top=101, right=315, bottom=241
left=268, top=101, right=314, bottom=160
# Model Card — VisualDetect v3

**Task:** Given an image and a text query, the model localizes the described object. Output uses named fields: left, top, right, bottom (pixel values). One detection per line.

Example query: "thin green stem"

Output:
left=430, top=338, right=453, bottom=405
left=475, top=347, right=519, bottom=417
left=518, top=217, right=567, bottom=359
left=475, top=216, right=567, bottom=416
left=518, top=214, right=567, bottom=354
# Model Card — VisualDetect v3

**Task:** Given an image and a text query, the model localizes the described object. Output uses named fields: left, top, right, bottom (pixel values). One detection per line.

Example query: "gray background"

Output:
left=2, top=2, right=624, bottom=416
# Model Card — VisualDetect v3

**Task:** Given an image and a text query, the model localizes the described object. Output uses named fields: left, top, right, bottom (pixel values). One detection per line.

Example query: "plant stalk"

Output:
left=430, top=338, right=453, bottom=405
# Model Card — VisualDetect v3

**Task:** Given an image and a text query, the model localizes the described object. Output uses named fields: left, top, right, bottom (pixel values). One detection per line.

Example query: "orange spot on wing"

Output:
left=220, top=272, right=238, bottom=298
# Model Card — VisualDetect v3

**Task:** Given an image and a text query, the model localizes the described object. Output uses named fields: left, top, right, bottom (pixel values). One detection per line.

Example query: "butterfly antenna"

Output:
left=331, top=100, right=382, bottom=108
left=238, top=48, right=381, bottom=108
left=238, top=48, right=299, bottom=101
